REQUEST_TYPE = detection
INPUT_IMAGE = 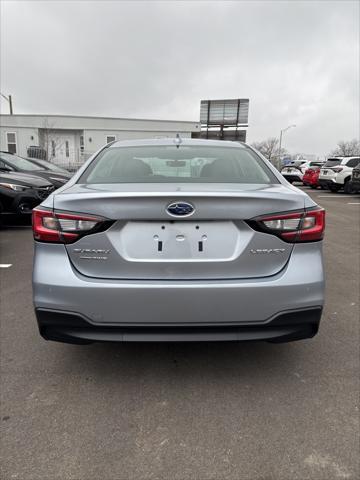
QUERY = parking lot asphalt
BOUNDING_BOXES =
[0,188,359,480]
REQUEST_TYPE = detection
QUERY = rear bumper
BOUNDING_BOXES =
[303,177,318,186]
[35,307,322,344]
[318,178,341,188]
[33,242,325,342]
[282,174,303,183]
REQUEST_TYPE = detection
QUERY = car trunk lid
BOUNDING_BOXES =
[55,183,305,280]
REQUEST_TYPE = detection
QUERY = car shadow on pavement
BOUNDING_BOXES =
[56,340,304,382]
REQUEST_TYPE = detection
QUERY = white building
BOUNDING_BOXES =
[0,114,201,169]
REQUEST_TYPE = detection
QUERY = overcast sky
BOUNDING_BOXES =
[0,0,359,156]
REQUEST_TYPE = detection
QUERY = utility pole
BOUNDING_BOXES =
[0,93,13,114]
[278,130,283,170]
[278,124,296,169]
[9,95,13,115]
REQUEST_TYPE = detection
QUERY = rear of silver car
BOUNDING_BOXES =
[32,139,325,343]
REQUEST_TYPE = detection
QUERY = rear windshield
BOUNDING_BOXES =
[286,161,305,167]
[324,158,342,167]
[80,145,279,184]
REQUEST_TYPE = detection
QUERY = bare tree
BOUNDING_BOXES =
[330,139,360,156]
[39,118,64,161]
[251,137,288,163]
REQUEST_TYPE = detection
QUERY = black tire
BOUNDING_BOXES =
[310,185,317,189]
[329,185,341,193]
[344,179,355,194]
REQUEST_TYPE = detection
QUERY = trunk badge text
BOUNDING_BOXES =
[73,248,110,260]
[250,249,286,254]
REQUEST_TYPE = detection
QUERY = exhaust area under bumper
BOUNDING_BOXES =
[36,307,322,344]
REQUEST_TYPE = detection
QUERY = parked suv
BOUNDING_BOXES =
[32,138,325,344]
[351,163,360,193]
[319,157,360,193]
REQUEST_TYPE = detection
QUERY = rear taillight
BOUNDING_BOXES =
[32,208,111,243]
[333,167,343,173]
[247,207,325,243]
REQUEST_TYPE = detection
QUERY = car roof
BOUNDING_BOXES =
[327,156,359,160]
[341,157,360,163]
[109,138,246,149]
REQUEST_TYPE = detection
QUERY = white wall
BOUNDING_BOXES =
[82,128,192,153]
[0,126,39,157]
[0,115,201,167]
[0,114,200,134]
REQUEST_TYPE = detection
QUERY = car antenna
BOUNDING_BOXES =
[174,133,182,149]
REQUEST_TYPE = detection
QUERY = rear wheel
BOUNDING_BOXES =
[344,179,355,194]
[329,184,341,193]
[310,185,317,189]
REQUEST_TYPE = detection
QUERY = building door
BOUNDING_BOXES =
[47,132,76,167]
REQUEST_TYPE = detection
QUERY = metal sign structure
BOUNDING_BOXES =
[200,98,249,142]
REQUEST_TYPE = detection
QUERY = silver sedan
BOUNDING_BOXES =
[32,138,325,344]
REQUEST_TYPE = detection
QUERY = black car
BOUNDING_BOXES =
[26,157,71,175]
[0,151,72,188]
[351,163,360,193]
[0,171,54,215]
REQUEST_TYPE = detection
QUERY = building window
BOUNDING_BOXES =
[80,135,84,152]
[106,135,116,144]
[6,132,17,154]
[51,140,56,157]
[65,140,69,158]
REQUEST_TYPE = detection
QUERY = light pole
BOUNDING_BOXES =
[278,124,296,169]
[0,93,13,114]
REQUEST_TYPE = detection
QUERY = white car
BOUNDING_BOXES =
[319,157,360,193]
[280,160,307,183]
[281,160,324,184]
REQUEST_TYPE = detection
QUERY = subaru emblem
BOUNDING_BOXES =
[166,202,195,217]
